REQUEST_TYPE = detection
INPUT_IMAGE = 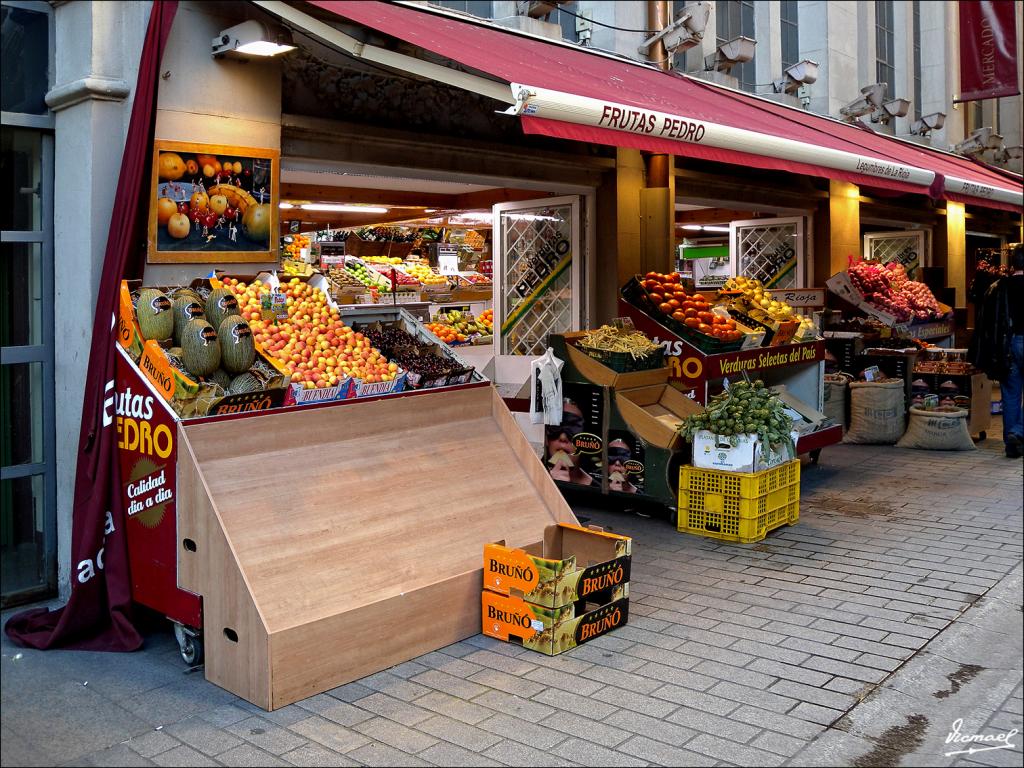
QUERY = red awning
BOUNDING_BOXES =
[308,0,1022,212]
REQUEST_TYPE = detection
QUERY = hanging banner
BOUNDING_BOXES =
[958,0,1020,102]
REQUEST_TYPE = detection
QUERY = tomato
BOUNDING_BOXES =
[697,311,714,324]
[668,299,681,309]
[697,323,713,334]
[683,308,698,319]
[682,301,698,312]
[658,302,673,314]
[712,315,727,325]
[667,273,681,283]
[674,290,689,300]
[645,271,660,280]
[671,310,686,321]
[725,319,737,329]
[729,330,742,341]
[684,317,701,328]
[649,293,664,303]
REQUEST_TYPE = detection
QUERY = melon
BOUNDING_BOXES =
[170,287,202,303]
[218,316,255,374]
[172,297,205,345]
[136,289,174,341]
[228,372,264,395]
[208,368,231,390]
[205,287,239,329]
[180,319,221,377]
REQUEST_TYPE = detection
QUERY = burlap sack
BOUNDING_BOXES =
[823,374,851,432]
[896,407,976,451]
[843,380,906,445]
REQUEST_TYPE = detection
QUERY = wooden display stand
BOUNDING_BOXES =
[176,386,576,710]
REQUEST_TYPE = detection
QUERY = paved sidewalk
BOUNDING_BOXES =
[2,429,1022,767]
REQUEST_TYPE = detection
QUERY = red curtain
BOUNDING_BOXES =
[5,0,179,651]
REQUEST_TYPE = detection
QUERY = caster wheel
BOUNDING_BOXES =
[810,448,822,465]
[180,634,203,666]
[978,431,987,442]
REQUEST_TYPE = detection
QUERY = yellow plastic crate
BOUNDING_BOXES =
[678,461,800,544]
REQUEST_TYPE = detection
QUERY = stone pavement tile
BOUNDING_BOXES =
[602,709,697,746]
[685,734,784,767]
[566,643,647,672]
[825,677,873,696]
[226,716,307,756]
[233,700,311,727]
[410,669,489,700]
[77,743,158,767]
[165,715,244,756]
[550,737,646,767]
[731,639,810,666]
[652,684,740,716]
[788,702,845,726]
[461,649,539,676]
[414,690,493,725]
[483,739,580,766]
[122,678,239,727]
[468,668,546,698]
[295,694,375,727]
[200,704,253,728]
[385,660,430,679]
[729,705,825,740]
[762,622,839,645]
[542,710,632,748]
[705,681,798,715]
[614,737,712,765]
[608,624,687,651]
[352,716,438,754]
[853,652,903,672]
[832,635,913,660]
[287,717,369,754]
[217,743,290,766]
[790,726,879,766]
[742,606,817,627]
[413,651,486,678]
[622,643,704,671]
[357,672,431,702]
[414,713,502,752]
[666,706,759,742]
[690,660,777,690]
[324,682,375,703]
[745,658,831,687]
[534,687,619,719]
[525,653,594,676]
[592,686,678,719]
[346,742,430,766]
[476,713,567,750]
[749,729,807,757]
[801,655,890,684]
[462,634,532,658]
[280,743,359,767]
[631,661,716,691]
[418,741,503,766]
[581,664,664,694]
[782,636,862,662]
[472,689,555,723]
[125,728,182,758]
[351,691,434,726]
[523,667,604,696]
[151,744,220,766]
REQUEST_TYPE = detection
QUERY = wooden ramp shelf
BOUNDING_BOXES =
[177,386,576,709]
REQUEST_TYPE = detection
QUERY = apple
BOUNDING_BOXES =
[190,191,209,212]
[167,213,190,239]
[209,194,228,215]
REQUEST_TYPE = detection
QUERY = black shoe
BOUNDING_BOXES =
[1007,436,1023,459]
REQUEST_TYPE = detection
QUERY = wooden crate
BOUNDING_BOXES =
[177,386,576,710]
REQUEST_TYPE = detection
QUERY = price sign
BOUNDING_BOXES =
[262,290,289,321]
[319,242,346,267]
[765,288,826,308]
[439,254,460,275]
[289,221,300,234]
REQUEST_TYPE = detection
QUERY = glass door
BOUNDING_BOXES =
[730,216,806,289]
[492,196,583,389]
[2,0,56,606]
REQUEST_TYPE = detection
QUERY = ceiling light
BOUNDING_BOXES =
[300,204,389,213]
[211,20,296,58]
[702,225,731,232]
[424,209,438,213]
[681,224,703,230]
[279,202,295,209]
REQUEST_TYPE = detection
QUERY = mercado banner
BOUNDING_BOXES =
[4,1,179,651]
[958,0,1020,102]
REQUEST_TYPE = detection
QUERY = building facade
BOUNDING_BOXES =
[0,0,1021,608]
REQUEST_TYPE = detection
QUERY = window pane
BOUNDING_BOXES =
[1,127,44,231]
[0,6,49,115]
[0,362,43,466]
[0,473,46,597]
[1,242,43,347]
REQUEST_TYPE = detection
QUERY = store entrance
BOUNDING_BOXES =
[277,161,591,395]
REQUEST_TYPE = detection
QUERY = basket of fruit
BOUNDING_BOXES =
[623,274,745,353]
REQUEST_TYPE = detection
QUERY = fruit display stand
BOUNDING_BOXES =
[117,340,578,709]
[616,296,843,463]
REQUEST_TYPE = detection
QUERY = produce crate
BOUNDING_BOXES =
[576,344,666,373]
[678,460,800,544]
[620,278,744,354]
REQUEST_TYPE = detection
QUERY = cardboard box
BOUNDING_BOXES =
[560,333,671,389]
[692,429,799,473]
[614,385,704,450]
[483,524,632,609]
[826,272,864,305]
[770,385,828,435]
[481,590,629,656]
[287,378,353,406]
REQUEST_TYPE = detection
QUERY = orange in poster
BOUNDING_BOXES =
[157,152,186,181]
[156,197,177,225]
[166,213,190,239]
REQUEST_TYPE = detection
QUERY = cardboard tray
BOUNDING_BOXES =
[613,384,704,451]
[554,333,671,389]
[177,386,572,710]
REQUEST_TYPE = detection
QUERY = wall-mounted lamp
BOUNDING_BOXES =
[704,36,756,74]
[212,20,296,59]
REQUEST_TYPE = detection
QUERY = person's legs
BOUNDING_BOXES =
[1002,335,1024,457]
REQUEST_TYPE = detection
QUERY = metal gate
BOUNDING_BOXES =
[730,216,806,288]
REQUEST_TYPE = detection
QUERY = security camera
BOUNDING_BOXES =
[839,83,887,121]
[771,59,819,95]
[953,127,1003,156]
[870,97,911,124]
[704,36,756,74]
[638,1,710,56]
[910,112,946,135]
[992,145,1023,164]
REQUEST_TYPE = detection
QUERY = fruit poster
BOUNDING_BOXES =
[605,430,644,495]
[148,140,279,263]
[543,382,603,488]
